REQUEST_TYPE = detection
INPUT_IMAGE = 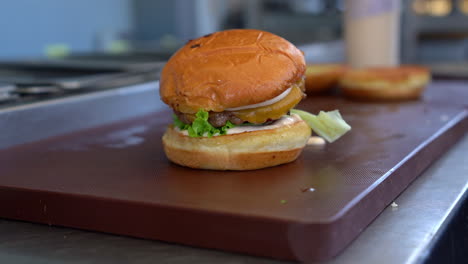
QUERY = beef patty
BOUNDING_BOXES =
[175,111,244,127]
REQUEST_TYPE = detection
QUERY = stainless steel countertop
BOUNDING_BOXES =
[0,131,466,263]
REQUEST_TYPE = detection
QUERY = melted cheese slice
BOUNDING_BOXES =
[232,80,305,124]
[178,79,305,125]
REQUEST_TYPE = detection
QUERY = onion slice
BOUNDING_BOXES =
[226,87,292,111]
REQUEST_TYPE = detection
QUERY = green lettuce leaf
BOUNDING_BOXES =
[173,109,236,137]
[173,114,190,130]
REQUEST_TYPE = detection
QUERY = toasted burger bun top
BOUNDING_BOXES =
[160,29,306,114]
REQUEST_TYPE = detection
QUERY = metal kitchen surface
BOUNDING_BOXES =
[0,60,162,109]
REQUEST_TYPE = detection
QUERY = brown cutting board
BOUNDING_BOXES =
[0,81,467,262]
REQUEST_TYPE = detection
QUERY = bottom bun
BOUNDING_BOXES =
[342,85,425,101]
[340,66,430,101]
[162,119,311,170]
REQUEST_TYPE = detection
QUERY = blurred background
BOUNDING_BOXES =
[2,0,468,63]
[1,0,468,107]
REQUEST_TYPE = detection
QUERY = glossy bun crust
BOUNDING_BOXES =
[162,119,311,170]
[339,66,431,101]
[160,29,306,114]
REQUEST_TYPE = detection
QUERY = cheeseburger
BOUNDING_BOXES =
[160,29,349,170]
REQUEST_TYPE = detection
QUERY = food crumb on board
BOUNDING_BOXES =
[440,115,449,122]
[280,199,287,204]
[307,136,326,146]
[301,187,315,192]
[391,202,398,208]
